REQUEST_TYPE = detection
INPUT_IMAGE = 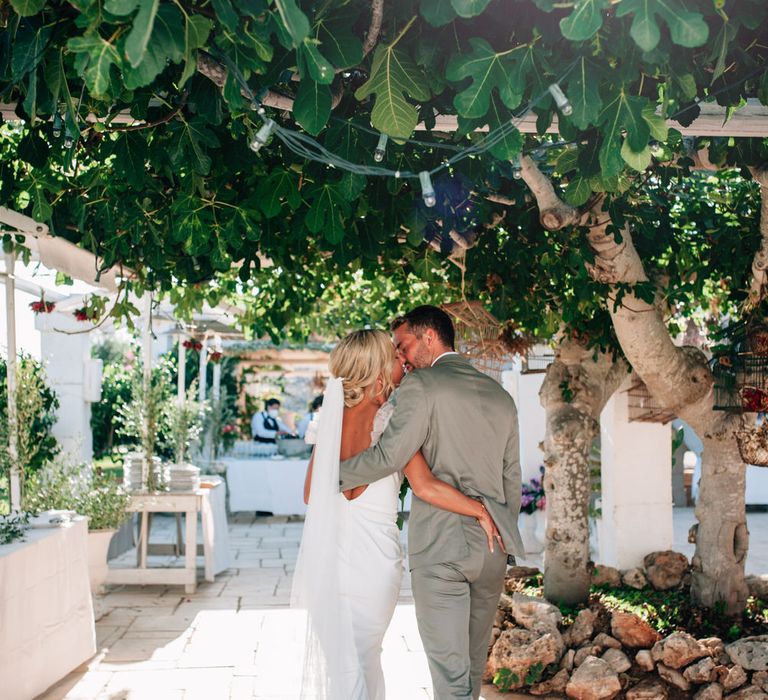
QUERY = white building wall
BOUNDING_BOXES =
[599,377,673,568]
[503,366,546,481]
[36,313,96,463]
[0,285,41,359]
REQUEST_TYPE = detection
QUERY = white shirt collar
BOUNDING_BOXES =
[431,351,459,367]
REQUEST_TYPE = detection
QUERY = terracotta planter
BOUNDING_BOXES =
[87,529,116,594]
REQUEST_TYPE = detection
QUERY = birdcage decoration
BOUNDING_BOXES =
[711,353,768,412]
[522,349,556,374]
[734,421,768,467]
[625,376,676,424]
[441,301,513,384]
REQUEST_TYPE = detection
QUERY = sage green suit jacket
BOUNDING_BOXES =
[339,354,524,568]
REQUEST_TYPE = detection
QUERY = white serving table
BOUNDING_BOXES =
[0,517,96,700]
[106,478,230,593]
[223,457,309,514]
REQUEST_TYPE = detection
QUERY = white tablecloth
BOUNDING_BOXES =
[202,477,231,575]
[223,457,309,514]
[0,517,96,700]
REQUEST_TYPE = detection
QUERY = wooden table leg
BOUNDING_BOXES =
[184,508,197,594]
[201,492,214,582]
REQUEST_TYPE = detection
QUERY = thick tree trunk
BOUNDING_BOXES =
[539,339,627,604]
[692,434,750,610]
[585,211,749,614]
[520,160,751,613]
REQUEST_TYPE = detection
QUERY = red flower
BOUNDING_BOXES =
[73,308,91,321]
[182,339,203,352]
[208,351,223,363]
[30,299,55,313]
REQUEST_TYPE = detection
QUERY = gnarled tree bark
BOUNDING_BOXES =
[521,158,752,613]
[540,338,627,604]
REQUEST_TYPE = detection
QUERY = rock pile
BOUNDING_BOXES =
[486,553,768,699]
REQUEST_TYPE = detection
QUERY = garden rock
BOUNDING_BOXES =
[726,686,768,700]
[643,551,689,590]
[575,643,603,667]
[651,631,708,668]
[717,663,748,691]
[592,565,622,588]
[611,611,661,648]
[593,633,622,651]
[746,575,768,600]
[636,649,655,672]
[700,637,727,662]
[753,671,768,691]
[626,678,669,700]
[656,663,691,691]
[498,593,514,612]
[530,669,570,696]
[623,568,649,589]
[683,656,717,684]
[560,648,576,672]
[511,592,563,631]
[566,656,621,700]
[485,627,564,687]
[727,636,768,671]
[602,648,631,673]
[694,682,724,700]
[564,609,596,647]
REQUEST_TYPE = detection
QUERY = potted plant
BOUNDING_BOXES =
[25,460,130,593]
[519,466,547,554]
[164,382,206,468]
[116,365,172,491]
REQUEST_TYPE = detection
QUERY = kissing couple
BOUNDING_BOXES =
[291,305,524,700]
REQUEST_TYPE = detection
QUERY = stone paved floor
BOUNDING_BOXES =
[37,508,768,700]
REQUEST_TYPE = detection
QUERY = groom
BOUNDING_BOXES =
[339,305,523,700]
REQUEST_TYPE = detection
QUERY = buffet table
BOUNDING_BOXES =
[223,457,309,514]
[0,517,96,700]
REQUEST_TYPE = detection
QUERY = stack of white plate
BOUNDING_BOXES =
[123,454,169,492]
[169,464,201,492]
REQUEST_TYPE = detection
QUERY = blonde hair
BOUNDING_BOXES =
[329,329,396,408]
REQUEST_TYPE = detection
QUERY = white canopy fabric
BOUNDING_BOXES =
[0,206,130,292]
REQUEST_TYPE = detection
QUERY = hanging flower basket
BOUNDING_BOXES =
[182,339,203,352]
[735,423,768,467]
[30,298,55,314]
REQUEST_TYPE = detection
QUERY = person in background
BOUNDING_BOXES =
[252,398,293,443]
[296,395,324,440]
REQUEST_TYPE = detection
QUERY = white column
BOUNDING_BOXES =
[2,252,21,512]
[37,311,95,463]
[198,336,208,403]
[599,377,673,568]
[177,335,186,405]
[502,364,546,481]
[212,335,222,402]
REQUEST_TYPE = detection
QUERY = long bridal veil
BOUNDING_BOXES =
[290,377,363,699]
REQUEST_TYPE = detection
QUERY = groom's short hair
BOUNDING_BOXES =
[392,305,455,349]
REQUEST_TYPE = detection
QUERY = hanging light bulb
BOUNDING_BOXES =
[419,171,436,207]
[249,119,275,153]
[63,124,77,149]
[52,113,63,138]
[512,156,523,180]
[373,133,388,162]
[548,83,573,116]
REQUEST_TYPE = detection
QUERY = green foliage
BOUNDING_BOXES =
[163,382,206,465]
[0,512,29,544]
[492,668,520,692]
[205,387,238,460]
[0,0,765,351]
[0,355,60,510]
[24,459,130,530]
[115,362,173,483]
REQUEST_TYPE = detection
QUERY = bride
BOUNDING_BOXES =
[291,329,503,700]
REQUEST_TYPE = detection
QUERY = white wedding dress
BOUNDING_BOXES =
[291,379,403,700]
